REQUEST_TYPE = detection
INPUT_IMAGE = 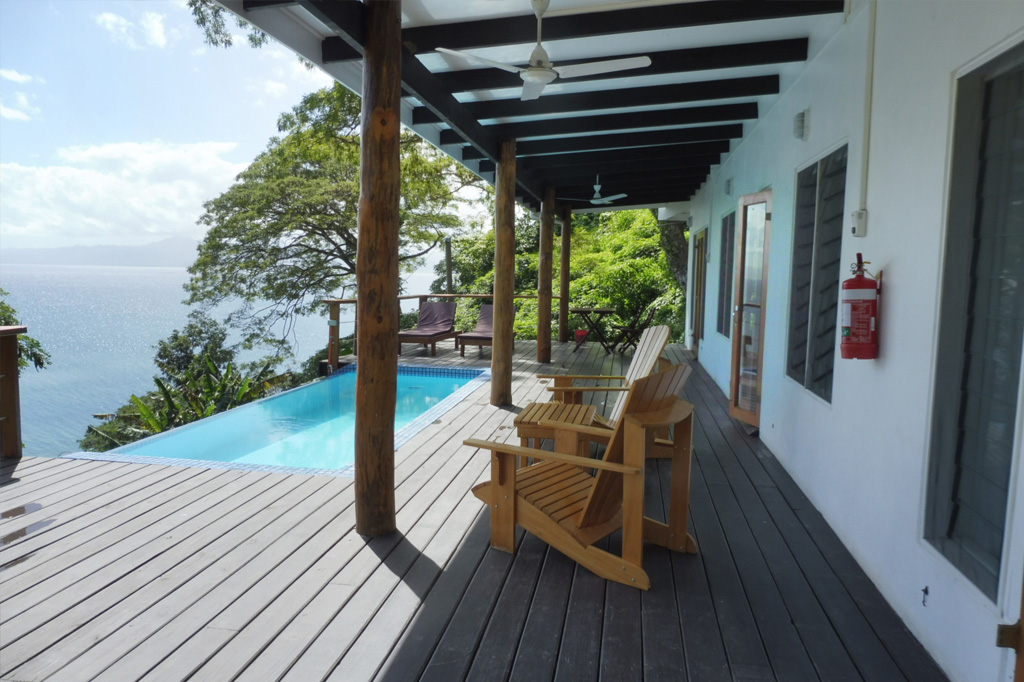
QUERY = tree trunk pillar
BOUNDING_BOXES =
[559,206,572,343]
[0,327,25,459]
[491,139,516,406]
[537,187,554,362]
[355,0,401,537]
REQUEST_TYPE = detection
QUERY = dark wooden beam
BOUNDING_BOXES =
[441,103,756,146]
[433,39,808,94]
[461,124,742,161]
[415,76,779,124]
[354,0,400,538]
[492,140,517,406]
[542,168,710,187]
[402,2,843,54]
[532,155,716,182]
[520,140,729,171]
[299,0,365,55]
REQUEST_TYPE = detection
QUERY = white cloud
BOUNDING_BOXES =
[96,11,175,50]
[0,69,33,84]
[0,141,247,247]
[0,102,30,121]
[263,80,288,97]
[140,12,168,49]
[96,12,139,49]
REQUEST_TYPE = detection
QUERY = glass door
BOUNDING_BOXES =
[730,191,772,427]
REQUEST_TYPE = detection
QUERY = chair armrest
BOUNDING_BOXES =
[546,386,629,394]
[464,438,639,474]
[537,374,627,382]
[624,400,694,429]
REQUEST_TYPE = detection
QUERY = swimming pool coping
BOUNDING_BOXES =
[64,364,491,478]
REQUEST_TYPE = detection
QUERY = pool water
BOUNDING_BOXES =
[104,365,486,474]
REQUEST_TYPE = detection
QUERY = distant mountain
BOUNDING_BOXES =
[0,236,200,268]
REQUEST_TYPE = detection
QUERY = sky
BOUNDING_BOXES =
[0,0,336,249]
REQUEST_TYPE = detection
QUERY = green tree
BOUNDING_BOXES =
[434,210,685,341]
[185,84,486,356]
[186,0,267,49]
[0,288,50,373]
[154,311,235,384]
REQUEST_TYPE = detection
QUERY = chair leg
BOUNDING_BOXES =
[490,450,517,552]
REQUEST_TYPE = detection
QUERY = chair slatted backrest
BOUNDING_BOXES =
[579,362,693,528]
[606,325,671,426]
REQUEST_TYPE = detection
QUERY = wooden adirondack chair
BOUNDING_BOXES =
[465,363,697,590]
[515,325,671,448]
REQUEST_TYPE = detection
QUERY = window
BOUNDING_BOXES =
[716,212,736,337]
[786,145,848,401]
[927,46,1024,600]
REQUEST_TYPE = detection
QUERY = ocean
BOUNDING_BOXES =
[1,263,438,456]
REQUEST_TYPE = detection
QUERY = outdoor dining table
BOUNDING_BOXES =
[570,307,618,353]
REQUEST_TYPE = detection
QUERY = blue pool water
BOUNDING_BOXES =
[93,365,487,475]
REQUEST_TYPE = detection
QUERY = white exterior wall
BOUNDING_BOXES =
[686,2,1024,681]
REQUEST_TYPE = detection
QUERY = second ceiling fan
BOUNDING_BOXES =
[559,176,628,206]
[437,0,652,101]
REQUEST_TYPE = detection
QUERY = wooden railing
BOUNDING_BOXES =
[0,326,27,459]
[322,293,560,368]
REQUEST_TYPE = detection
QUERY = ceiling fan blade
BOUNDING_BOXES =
[436,47,523,74]
[557,197,592,202]
[601,193,628,203]
[553,56,652,80]
[521,77,548,101]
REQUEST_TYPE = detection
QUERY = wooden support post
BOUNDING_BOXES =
[0,327,25,459]
[559,206,572,343]
[491,139,516,406]
[355,0,401,537]
[328,301,340,368]
[537,187,554,363]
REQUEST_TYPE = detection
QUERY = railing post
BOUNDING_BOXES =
[0,326,26,459]
[538,187,554,363]
[328,301,340,368]
[559,206,572,343]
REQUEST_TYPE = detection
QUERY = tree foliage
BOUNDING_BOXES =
[433,209,685,341]
[80,319,281,452]
[186,0,267,49]
[0,288,51,373]
[185,84,486,356]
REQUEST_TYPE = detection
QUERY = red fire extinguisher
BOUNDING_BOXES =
[841,253,881,360]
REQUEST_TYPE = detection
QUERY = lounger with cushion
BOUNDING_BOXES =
[455,304,495,356]
[398,300,460,356]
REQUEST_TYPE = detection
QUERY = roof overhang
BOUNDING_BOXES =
[220,0,847,213]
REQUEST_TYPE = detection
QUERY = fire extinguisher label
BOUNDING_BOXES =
[843,300,874,342]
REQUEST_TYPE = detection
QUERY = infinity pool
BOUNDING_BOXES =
[94,365,487,475]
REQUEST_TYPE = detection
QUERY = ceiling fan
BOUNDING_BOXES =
[436,0,652,101]
[558,176,627,206]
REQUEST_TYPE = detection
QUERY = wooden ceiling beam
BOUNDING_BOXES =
[440,102,755,145]
[460,123,742,161]
[401,1,844,54]
[432,39,807,93]
[531,155,718,182]
[519,140,729,171]
[413,75,779,124]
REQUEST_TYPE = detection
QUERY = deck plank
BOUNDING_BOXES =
[0,343,950,682]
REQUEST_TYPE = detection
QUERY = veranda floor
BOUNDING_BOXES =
[0,340,949,682]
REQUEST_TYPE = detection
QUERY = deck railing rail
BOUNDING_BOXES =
[322,293,560,367]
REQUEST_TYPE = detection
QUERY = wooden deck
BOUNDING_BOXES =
[0,341,949,682]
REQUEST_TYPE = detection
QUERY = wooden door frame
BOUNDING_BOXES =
[692,230,708,356]
[730,190,772,427]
